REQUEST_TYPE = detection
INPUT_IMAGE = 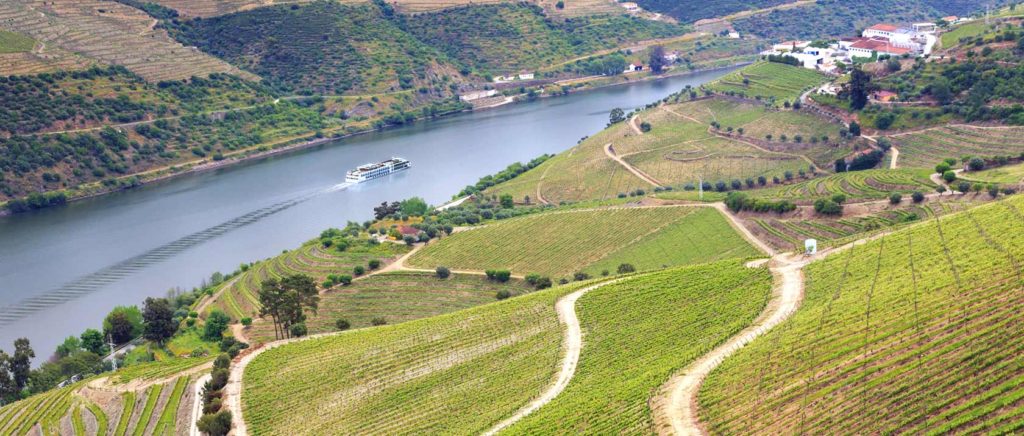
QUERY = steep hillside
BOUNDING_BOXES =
[700,195,1024,433]
[401,4,687,75]
[166,1,460,95]
[632,0,791,23]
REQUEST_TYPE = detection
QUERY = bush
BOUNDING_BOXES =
[338,274,353,285]
[942,170,957,183]
[197,410,233,436]
[240,317,252,327]
[534,277,552,289]
[831,193,846,204]
[368,259,381,269]
[402,234,417,246]
[214,353,231,370]
[436,266,451,279]
[485,269,511,282]
[371,317,387,326]
[639,121,651,132]
[957,181,972,193]
[935,162,951,174]
[573,271,590,281]
[989,185,1001,198]
[495,290,512,300]
[289,323,307,337]
[353,265,365,276]
[889,193,902,204]
[204,310,231,341]
[524,273,541,285]
[335,319,350,331]
[617,263,636,274]
[968,157,986,171]
[813,199,843,215]
[911,191,925,203]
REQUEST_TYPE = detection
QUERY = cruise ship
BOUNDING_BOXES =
[345,157,411,183]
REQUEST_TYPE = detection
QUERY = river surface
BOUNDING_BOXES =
[0,67,736,361]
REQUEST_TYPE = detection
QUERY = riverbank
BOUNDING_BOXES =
[0,63,750,217]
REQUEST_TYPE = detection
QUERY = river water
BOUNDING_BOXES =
[0,67,735,361]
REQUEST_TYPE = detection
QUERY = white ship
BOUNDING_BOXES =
[345,157,411,183]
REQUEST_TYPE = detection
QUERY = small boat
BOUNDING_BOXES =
[345,157,411,183]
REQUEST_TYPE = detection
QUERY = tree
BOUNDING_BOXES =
[373,201,401,220]
[813,199,843,215]
[555,0,564,8]
[499,193,514,208]
[649,45,667,73]
[241,317,253,327]
[640,121,652,132]
[143,298,176,344]
[197,410,233,436]
[889,193,902,204]
[617,263,636,274]
[289,323,307,337]
[56,336,82,358]
[435,266,451,279]
[609,108,625,125]
[204,310,231,341]
[957,181,972,193]
[399,197,429,216]
[968,157,985,171]
[935,162,951,174]
[336,319,351,331]
[848,68,871,110]
[930,77,953,105]
[12,338,33,391]
[848,121,861,136]
[0,352,16,404]
[912,191,925,203]
[104,306,142,344]
[80,329,106,355]
[943,170,957,183]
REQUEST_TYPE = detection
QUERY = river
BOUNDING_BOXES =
[0,67,736,361]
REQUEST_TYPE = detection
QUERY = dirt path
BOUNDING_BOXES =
[629,115,644,135]
[189,374,212,436]
[604,143,664,187]
[710,203,776,257]
[890,145,900,169]
[482,279,619,435]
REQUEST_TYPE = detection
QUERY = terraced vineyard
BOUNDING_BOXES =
[0,0,251,81]
[0,371,197,435]
[208,240,410,320]
[242,280,598,435]
[506,261,771,433]
[246,271,534,343]
[701,195,1024,433]
[407,206,756,278]
[487,97,851,205]
[752,169,936,202]
[147,0,319,17]
[703,62,828,105]
[891,125,1024,168]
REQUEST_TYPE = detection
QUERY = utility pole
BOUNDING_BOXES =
[107,334,117,371]
[698,175,703,200]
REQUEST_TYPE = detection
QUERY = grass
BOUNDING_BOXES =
[114,392,136,436]
[505,260,772,433]
[0,381,82,435]
[132,384,164,436]
[703,62,828,105]
[940,20,991,48]
[582,207,762,275]
[891,125,1024,168]
[407,206,755,279]
[153,376,189,435]
[209,240,410,320]
[960,161,1024,184]
[247,271,534,343]
[85,400,108,436]
[114,356,214,384]
[701,194,1024,433]
[242,279,600,434]
[0,30,34,53]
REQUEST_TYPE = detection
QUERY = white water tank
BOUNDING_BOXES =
[805,239,818,255]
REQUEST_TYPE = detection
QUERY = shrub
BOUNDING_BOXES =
[911,191,925,203]
[524,273,541,285]
[353,265,365,276]
[831,193,846,204]
[889,193,902,204]
[368,259,381,269]
[371,317,387,326]
[988,185,1001,198]
[197,410,232,436]
[639,121,652,132]
[485,269,512,282]
[435,266,451,279]
[958,181,972,193]
[813,199,843,215]
[289,323,307,337]
[240,317,252,327]
[335,319,350,331]
[402,234,417,246]
[573,271,591,281]
[534,277,552,289]
[968,157,986,171]
[204,310,231,341]
[942,170,957,183]
[495,290,512,300]
[214,354,231,370]
[617,263,636,274]
[339,274,353,285]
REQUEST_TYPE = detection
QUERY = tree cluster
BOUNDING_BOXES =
[258,274,320,340]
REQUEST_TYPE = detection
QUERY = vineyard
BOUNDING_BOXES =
[406,206,756,278]
[0,372,198,435]
[245,271,533,343]
[505,260,771,433]
[890,125,1024,168]
[486,96,851,205]
[242,280,600,434]
[0,0,252,82]
[146,0,318,17]
[703,62,828,105]
[962,161,1024,184]
[206,240,410,320]
[751,169,936,202]
[700,195,1024,433]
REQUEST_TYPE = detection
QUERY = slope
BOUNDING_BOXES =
[700,194,1024,433]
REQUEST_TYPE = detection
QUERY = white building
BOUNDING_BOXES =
[518,73,534,80]
[912,22,937,33]
[863,24,917,45]
[459,89,498,101]
[772,40,811,52]
[728,31,740,39]
[620,2,639,11]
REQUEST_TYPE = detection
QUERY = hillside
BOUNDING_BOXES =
[241,260,770,434]
[700,194,1024,433]
[165,1,460,95]
[631,0,791,23]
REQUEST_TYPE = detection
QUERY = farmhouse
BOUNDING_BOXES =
[847,37,915,58]
[620,2,639,11]
[624,63,644,73]
[518,72,534,80]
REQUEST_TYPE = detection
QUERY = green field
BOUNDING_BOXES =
[749,168,936,202]
[208,239,410,320]
[0,29,34,53]
[242,279,598,434]
[940,20,991,48]
[703,62,828,105]
[891,125,1024,168]
[506,260,771,433]
[961,161,1024,184]
[246,271,534,343]
[701,195,1024,433]
[407,206,758,279]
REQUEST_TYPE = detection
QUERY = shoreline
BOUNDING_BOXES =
[0,62,751,217]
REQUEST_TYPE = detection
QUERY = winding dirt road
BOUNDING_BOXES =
[482,279,620,435]
[189,374,212,436]
[604,143,664,187]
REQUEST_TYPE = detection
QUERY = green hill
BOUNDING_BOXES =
[700,194,1024,433]
[632,0,790,23]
